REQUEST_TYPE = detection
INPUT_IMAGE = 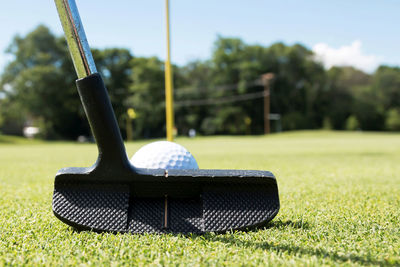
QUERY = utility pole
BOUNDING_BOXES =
[165,0,174,141]
[262,73,275,135]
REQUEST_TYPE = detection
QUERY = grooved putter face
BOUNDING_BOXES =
[53,160,280,233]
[52,0,280,233]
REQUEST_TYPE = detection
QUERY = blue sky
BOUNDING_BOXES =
[0,0,399,73]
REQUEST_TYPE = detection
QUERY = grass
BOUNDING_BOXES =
[0,131,399,266]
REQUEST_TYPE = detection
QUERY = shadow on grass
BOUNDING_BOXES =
[68,219,395,266]
[209,236,391,266]
[194,220,393,266]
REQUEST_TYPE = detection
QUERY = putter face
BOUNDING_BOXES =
[52,0,280,234]
[53,166,280,234]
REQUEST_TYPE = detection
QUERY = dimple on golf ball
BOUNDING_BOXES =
[130,141,199,170]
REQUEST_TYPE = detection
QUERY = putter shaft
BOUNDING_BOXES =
[54,0,97,78]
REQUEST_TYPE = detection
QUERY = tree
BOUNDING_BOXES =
[371,66,400,110]
[127,57,166,138]
[321,67,375,130]
[180,37,327,134]
[0,25,86,139]
[0,26,136,139]
[385,108,400,131]
[3,26,400,139]
[175,60,213,135]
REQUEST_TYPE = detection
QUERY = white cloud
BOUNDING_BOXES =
[312,40,382,73]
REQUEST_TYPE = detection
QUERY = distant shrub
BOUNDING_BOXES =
[322,117,332,130]
[385,108,400,131]
[345,115,360,131]
[282,112,310,131]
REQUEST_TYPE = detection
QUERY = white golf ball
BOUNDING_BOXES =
[130,141,199,170]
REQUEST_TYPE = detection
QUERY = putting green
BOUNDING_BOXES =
[0,131,399,265]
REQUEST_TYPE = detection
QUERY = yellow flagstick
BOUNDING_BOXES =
[165,0,174,141]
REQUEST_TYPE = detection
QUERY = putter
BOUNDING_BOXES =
[52,0,280,234]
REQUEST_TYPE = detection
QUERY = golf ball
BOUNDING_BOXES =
[130,141,199,170]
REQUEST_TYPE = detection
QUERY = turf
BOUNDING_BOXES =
[0,131,399,266]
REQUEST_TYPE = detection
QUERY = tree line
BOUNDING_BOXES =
[1,25,400,140]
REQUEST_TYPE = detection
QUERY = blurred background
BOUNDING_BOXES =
[0,0,399,140]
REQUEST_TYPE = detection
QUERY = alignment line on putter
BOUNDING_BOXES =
[164,195,169,229]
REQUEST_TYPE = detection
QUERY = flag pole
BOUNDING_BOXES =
[165,0,174,141]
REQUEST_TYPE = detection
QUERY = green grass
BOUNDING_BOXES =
[0,131,399,266]
[0,134,43,144]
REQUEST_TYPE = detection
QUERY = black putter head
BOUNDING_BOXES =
[52,0,279,234]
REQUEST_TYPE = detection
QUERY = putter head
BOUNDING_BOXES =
[53,165,279,234]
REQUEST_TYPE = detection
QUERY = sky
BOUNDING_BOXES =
[0,0,399,74]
